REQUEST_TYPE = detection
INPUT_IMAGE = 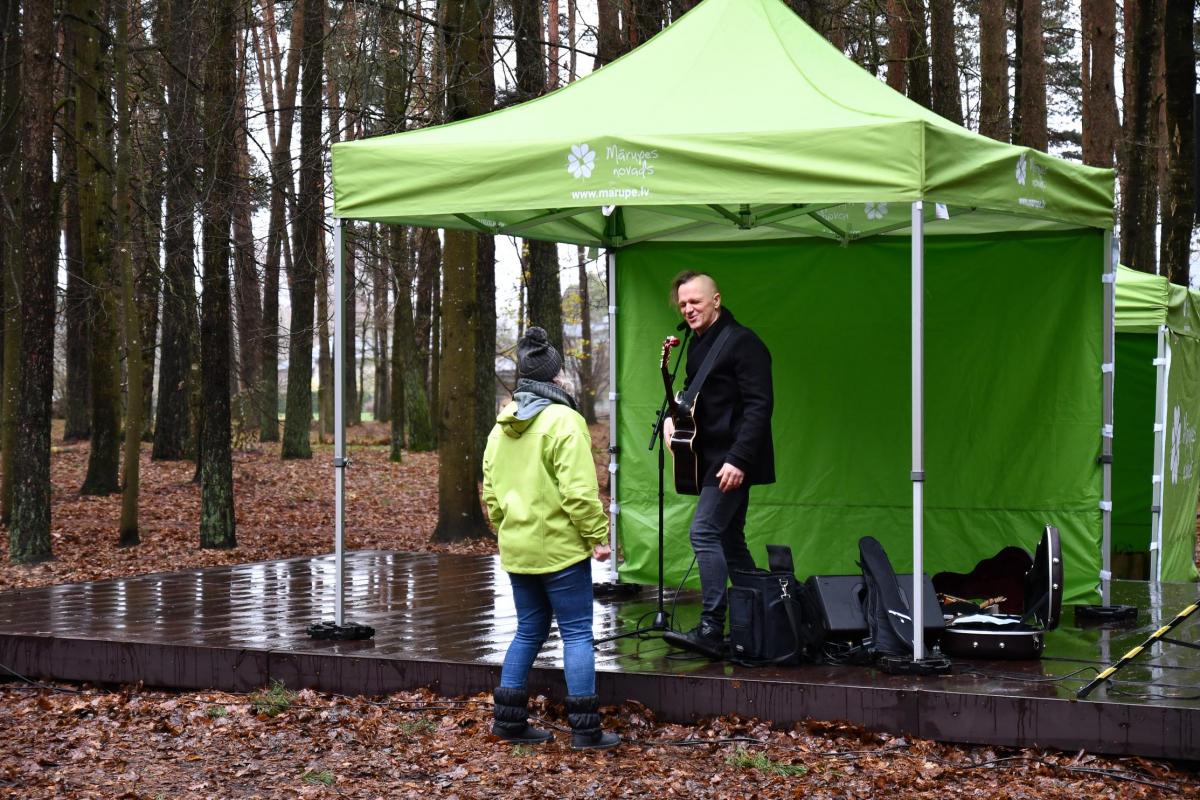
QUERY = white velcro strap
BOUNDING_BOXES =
[1154,423,1165,432]
[1101,363,1114,374]
[609,503,621,514]
[1099,570,1113,581]
[1101,273,1115,284]
[608,463,619,474]
[1099,500,1112,511]
[935,203,949,220]
[1152,474,1162,483]
[1149,542,1160,551]
[608,391,619,401]
[1153,357,1167,366]
[608,305,619,314]
[1102,425,1114,438]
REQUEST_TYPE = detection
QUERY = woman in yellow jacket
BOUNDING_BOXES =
[482,327,619,752]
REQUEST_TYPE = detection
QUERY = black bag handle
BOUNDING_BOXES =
[677,326,734,414]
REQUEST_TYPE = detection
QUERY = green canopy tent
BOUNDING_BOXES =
[1113,266,1200,583]
[330,0,1116,642]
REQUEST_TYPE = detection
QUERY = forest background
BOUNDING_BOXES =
[0,0,1197,572]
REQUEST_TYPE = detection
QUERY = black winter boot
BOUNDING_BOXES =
[491,686,553,744]
[564,694,620,751]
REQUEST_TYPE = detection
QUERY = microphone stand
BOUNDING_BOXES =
[598,325,692,644]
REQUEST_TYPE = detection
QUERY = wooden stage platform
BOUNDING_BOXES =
[1,551,1198,759]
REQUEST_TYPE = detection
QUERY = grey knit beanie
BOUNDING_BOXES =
[517,327,562,382]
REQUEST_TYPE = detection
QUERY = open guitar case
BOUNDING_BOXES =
[936,525,1063,660]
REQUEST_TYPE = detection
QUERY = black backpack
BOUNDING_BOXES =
[727,545,807,665]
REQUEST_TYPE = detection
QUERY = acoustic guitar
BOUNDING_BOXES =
[660,336,700,495]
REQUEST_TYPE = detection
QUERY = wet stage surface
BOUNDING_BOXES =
[1,551,1198,758]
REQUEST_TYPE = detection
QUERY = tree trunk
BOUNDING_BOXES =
[432,0,490,543]
[62,11,90,444]
[526,240,564,355]
[475,1,497,479]
[1083,0,1117,167]
[197,0,238,549]
[414,228,436,396]
[885,0,907,93]
[233,80,262,405]
[344,227,359,425]
[154,0,200,461]
[577,247,598,424]
[548,0,560,90]
[513,0,545,99]
[115,0,143,547]
[1119,0,1162,274]
[1159,0,1195,285]
[429,258,440,440]
[0,0,19,526]
[11,0,56,563]
[133,73,164,444]
[978,0,1009,141]
[389,226,410,460]
[282,0,325,460]
[1016,0,1047,151]
[373,238,390,423]
[317,243,333,441]
[77,0,122,496]
[929,0,961,124]
[476,233,496,480]
[905,0,931,109]
[595,0,623,68]
[257,0,303,443]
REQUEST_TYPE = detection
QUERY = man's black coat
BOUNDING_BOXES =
[681,308,775,487]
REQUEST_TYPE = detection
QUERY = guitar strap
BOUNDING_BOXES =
[677,325,734,415]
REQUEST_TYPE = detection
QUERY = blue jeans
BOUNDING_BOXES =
[500,558,596,696]
[689,485,755,630]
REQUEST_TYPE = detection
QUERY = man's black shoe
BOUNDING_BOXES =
[663,622,726,659]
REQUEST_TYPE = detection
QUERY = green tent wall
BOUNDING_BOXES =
[329,0,1118,620]
[1113,266,1200,583]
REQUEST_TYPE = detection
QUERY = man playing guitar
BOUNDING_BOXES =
[662,271,775,659]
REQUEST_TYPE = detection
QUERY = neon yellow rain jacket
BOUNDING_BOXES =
[482,400,608,574]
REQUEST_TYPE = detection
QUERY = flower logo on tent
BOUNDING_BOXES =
[1016,153,1028,186]
[864,202,888,220]
[567,144,596,179]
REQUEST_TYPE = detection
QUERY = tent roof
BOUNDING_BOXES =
[331,0,1114,245]
[1115,265,1200,339]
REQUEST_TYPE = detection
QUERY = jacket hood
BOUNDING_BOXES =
[497,393,547,437]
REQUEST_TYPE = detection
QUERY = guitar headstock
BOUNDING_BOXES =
[660,336,680,372]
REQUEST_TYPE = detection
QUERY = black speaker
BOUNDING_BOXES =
[802,573,944,646]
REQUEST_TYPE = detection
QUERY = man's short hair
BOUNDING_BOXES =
[670,271,718,307]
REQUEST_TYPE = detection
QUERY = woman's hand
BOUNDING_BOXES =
[592,544,611,562]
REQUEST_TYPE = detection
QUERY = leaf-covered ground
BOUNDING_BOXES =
[1,682,1196,799]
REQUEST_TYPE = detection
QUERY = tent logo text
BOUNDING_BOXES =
[606,145,658,179]
[567,144,596,179]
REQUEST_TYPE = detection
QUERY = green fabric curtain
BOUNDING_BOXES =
[615,232,1104,605]
[1112,333,1157,555]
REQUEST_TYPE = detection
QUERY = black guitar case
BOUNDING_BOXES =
[940,526,1063,660]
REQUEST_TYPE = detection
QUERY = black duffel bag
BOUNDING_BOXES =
[727,545,806,665]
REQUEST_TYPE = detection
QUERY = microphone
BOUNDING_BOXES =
[676,320,688,331]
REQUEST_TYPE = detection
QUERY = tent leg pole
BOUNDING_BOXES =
[911,201,925,660]
[1151,324,1167,583]
[334,218,347,628]
[1101,231,1114,604]
[607,249,619,581]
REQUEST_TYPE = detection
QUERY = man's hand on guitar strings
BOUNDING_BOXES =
[716,463,744,492]
[663,415,675,440]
